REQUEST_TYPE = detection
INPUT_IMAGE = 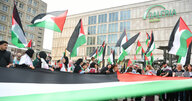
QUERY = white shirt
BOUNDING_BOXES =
[19,54,33,66]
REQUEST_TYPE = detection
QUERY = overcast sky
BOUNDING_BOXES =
[42,0,150,50]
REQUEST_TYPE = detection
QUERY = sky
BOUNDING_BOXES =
[42,0,150,50]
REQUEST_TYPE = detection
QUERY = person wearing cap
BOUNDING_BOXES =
[0,40,13,68]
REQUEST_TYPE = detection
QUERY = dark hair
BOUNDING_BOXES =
[75,58,83,66]
[39,51,47,60]
[63,56,69,68]
[82,63,87,67]
[136,69,142,74]
[57,60,60,63]
[90,62,96,68]
[0,40,8,45]
[25,49,34,58]
[48,56,52,60]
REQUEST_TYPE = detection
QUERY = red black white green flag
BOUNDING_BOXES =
[30,10,68,32]
[67,19,86,57]
[145,32,155,57]
[136,40,142,55]
[1,67,192,101]
[98,41,106,64]
[90,48,98,58]
[11,3,27,48]
[108,49,115,64]
[118,33,140,62]
[168,17,192,57]
[145,32,150,47]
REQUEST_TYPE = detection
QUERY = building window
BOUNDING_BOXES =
[0,35,4,40]
[88,16,96,25]
[19,3,24,9]
[109,12,118,22]
[87,37,95,45]
[4,0,9,2]
[88,26,96,35]
[0,15,7,21]
[0,24,6,31]
[26,15,30,21]
[2,5,8,12]
[108,34,118,44]
[108,23,118,33]
[107,46,118,55]
[120,10,130,20]
[98,14,107,23]
[8,37,11,43]
[86,47,95,56]
[27,7,31,13]
[28,0,32,4]
[33,1,37,6]
[32,9,36,15]
[97,35,106,45]
[18,12,23,18]
[120,21,130,32]
[97,24,107,34]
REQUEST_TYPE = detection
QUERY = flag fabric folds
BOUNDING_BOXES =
[116,29,128,47]
[177,42,192,66]
[0,67,192,101]
[11,3,27,48]
[168,17,192,57]
[108,49,115,64]
[90,48,98,58]
[30,10,68,32]
[98,42,106,64]
[118,33,140,62]
[145,32,150,47]
[136,40,142,55]
[145,32,155,57]
[26,40,32,48]
[67,19,86,57]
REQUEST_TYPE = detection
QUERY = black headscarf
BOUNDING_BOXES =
[90,62,96,68]
[75,58,83,66]
[39,51,47,60]
[63,56,69,68]
[25,49,34,58]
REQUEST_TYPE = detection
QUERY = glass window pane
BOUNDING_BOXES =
[108,34,118,44]
[87,37,95,45]
[97,24,107,34]
[97,35,106,45]
[98,14,107,23]
[120,21,130,32]
[108,23,118,33]
[88,26,96,35]
[88,16,97,25]
[120,10,130,20]
[109,12,118,22]
[107,46,118,55]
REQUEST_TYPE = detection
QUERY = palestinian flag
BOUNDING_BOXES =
[177,42,192,66]
[90,48,98,58]
[145,32,150,47]
[149,53,154,65]
[116,29,128,47]
[133,55,137,65]
[11,3,27,48]
[118,33,140,62]
[1,67,192,101]
[136,40,142,55]
[141,47,145,59]
[30,10,68,32]
[26,40,32,48]
[145,32,155,57]
[98,42,106,64]
[108,49,115,64]
[145,55,149,66]
[127,59,132,67]
[67,19,86,57]
[168,17,192,57]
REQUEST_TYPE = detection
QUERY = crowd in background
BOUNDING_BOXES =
[0,40,192,101]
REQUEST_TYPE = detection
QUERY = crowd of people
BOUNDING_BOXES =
[0,40,192,101]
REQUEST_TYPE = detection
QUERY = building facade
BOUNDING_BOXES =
[0,0,47,52]
[52,0,192,62]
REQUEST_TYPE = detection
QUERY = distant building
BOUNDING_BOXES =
[52,0,192,62]
[0,0,47,52]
